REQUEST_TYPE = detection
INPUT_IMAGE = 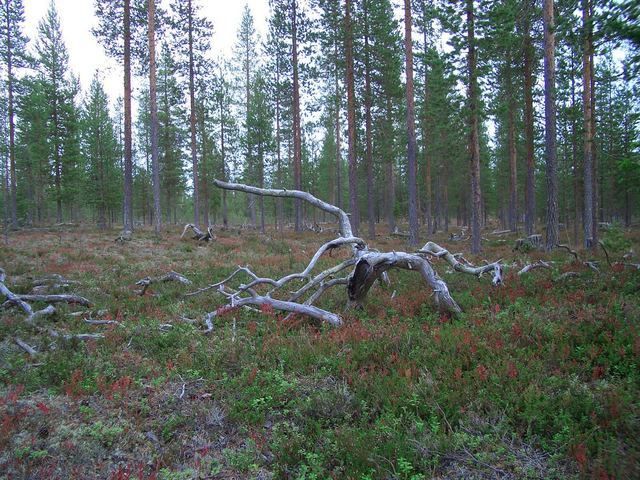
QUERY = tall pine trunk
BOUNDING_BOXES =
[123,0,134,236]
[345,0,359,235]
[53,103,62,223]
[149,0,161,236]
[197,101,210,228]
[570,45,580,246]
[292,0,303,231]
[543,0,559,250]
[523,0,535,236]
[385,96,396,233]
[507,56,518,233]
[582,0,594,248]
[589,38,598,244]
[422,25,432,235]
[187,0,199,227]
[405,0,419,246]
[219,91,228,229]
[5,3,17,228]
[334,38,342,211]
[275,57,283,231]
[364,1,375,239]
[466,0,482,254]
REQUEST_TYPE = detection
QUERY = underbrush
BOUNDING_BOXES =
[0,226,639,479]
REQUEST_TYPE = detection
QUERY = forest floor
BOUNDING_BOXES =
[0,223,639,479]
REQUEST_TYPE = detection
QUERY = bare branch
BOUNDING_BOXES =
[28,305,56,324]
[556,244,579,261]
[204,182,470,321]
[45,328,105,341]
[84,319,121,326]
[204,295,343,330]
[184,267,254,297]
[1,268,36,316]
[304,278,349,306]
[16,294,92,307]
[213,179,354,239]
[555,271,579,281]
[418,242,503,286]
[289,258,357,302]
[14,337,38,357]
[518,260,552,275]
[136,271,192,295]
[598,240,612,267]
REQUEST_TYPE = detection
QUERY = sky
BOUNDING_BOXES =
[23,0,271,104]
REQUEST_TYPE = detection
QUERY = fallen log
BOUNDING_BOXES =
[180,224,216,242]
[15,293,91,307]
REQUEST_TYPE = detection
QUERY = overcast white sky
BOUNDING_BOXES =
[23,0,270,104]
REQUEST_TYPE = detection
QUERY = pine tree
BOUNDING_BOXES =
[360,0,375,238]
[522,0,538,236]
[1,84,9,236]
[16,77,49,223]
[246,70,274,233]
[291,0,303,232]
[265,1,293,229]
[157,43,186,224]
[171,0,212,228]
[93,0,146,236]
[135,87,153,224]
[233,4,259,228]
[314,0,344,211]
[404,0,419,246]
[34,0,78,223]
[147,0,161,235]
[544,0,559,250]
[344,0,359,235]
[212,60,238,229]
[0,0,27,227]
[466,0,482,253]
[370,0,403,234]
[81,74,121,229]
[581,0,596,248]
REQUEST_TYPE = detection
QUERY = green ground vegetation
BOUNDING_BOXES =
[1,225,639,479]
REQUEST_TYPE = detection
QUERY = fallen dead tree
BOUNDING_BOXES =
[1,268,98,353]
[180,223,216,242]
[190,180,504,329]
[1,268,60,324]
